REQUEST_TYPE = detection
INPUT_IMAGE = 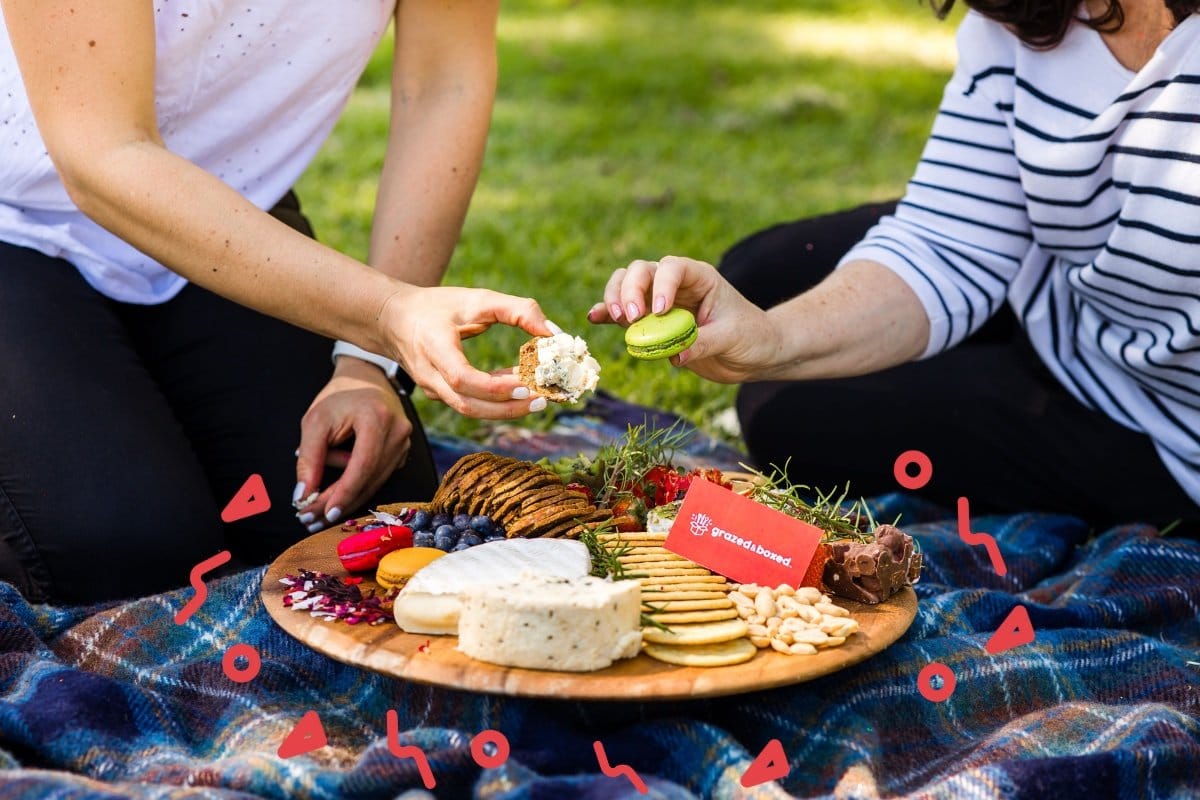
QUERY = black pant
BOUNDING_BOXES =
[0,193,438,604]
[720,202,1200,531]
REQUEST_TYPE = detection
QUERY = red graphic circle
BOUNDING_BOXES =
[470,729,511,769]
[917,662,956,702]
[894,450,933,490]
[222,643,261,683]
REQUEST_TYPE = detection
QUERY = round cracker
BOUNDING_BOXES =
[646,607,740,624]
[638,575,727,585]
[642,598,734,612]
[618,553,690,564]
[642,636,757,667]
[638,590,729,601]
[642,618,749,645]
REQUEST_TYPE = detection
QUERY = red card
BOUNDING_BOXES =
[665,478,824,587]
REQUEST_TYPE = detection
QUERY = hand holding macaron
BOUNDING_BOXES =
[588,255,781,384]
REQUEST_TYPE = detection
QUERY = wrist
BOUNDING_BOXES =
[332,341,413,395]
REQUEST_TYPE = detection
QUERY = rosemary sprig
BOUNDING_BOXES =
[740,461,882,543]
[596,420,692,506]
[577,520,672,632]
[578,520,628,580]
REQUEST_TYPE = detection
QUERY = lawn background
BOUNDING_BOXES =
[296,0,963,440]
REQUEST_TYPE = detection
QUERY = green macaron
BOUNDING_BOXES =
[624,307,699,360]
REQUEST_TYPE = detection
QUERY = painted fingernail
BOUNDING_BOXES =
[587,303,605,320]
[292,482,306,503]
[307,521,325,534]
[294,448,300,458]
[529,397,548,413]
[298,512,316,524]
[511,386,530,400]
[326,507,342,524]
[653,295,666,314]
[626,303,639,321]
[545,320,564,336]
[610,304,623,321]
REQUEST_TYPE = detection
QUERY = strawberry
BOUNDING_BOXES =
[608,493,647,531]
[565,482,595,504]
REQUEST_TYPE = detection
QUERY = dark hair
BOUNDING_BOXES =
[930,0,1194,48]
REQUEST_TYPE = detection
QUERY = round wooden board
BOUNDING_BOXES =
[262,528,917,701]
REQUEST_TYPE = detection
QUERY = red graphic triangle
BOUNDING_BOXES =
[740,738,790,788]
[985,604,1036,654]
[278,710,327,759]
[221,473,271,523]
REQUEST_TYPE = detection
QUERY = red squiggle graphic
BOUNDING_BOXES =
[956,497,1007,577]
[174,550,232,624]
[387,710,436,789]
[594,740,647,794]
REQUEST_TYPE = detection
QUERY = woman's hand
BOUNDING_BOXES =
[292,359,414,532]
[588,256,780,384]
[380,284,557,417]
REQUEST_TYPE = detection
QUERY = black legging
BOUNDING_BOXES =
[720,202,1200,532]
[0,193,438,604]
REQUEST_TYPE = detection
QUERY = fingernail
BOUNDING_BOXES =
[294,448,300,458]
[545,320,563,336]
[610,304,623,321]
[307,521,325,534]
[529,397,548,413]
[326,507,342,524]
[292,481,306,503]
[298,511,316,524]
[626,303,639,321]
[653,296,666,314]
[511,386,530,400]
[587,303,604,320]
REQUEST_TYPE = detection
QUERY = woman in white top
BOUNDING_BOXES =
[0,0,553,603]
[594,0,1200,529]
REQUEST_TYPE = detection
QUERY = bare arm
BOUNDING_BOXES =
[592,256,929,383]
[367,0,499,287]
[2,0,398,353]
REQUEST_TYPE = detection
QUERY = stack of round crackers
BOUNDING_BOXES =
[427,452,613,538]
[597,531,756,667]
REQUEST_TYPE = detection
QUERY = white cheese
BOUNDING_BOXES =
[534,333,600,402]
[457,574,642,672]
[393,538,590,635]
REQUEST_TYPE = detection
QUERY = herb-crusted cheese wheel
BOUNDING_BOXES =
[457,574,642,672]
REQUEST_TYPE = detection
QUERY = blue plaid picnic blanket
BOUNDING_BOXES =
[1,393,1198,799]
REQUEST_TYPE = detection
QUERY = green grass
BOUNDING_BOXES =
[296,0,960,441]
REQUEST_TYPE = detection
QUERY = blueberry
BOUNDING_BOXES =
[453,513,471,530]
[410,510,431,531]
[491,523,507,539]
[433,524,459,551]
[459,533,483,548]
[484,533,506,543]
[413,530,435,549]
[431,513,452,529]
[361,521,387,531]
[469,515,493,535]
[451,541,473,552]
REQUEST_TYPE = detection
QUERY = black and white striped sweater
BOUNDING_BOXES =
[843,11,1200,503]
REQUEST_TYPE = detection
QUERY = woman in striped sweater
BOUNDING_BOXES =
[593,0,1200,529]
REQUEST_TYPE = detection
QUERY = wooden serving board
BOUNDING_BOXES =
[262,528,917,701]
